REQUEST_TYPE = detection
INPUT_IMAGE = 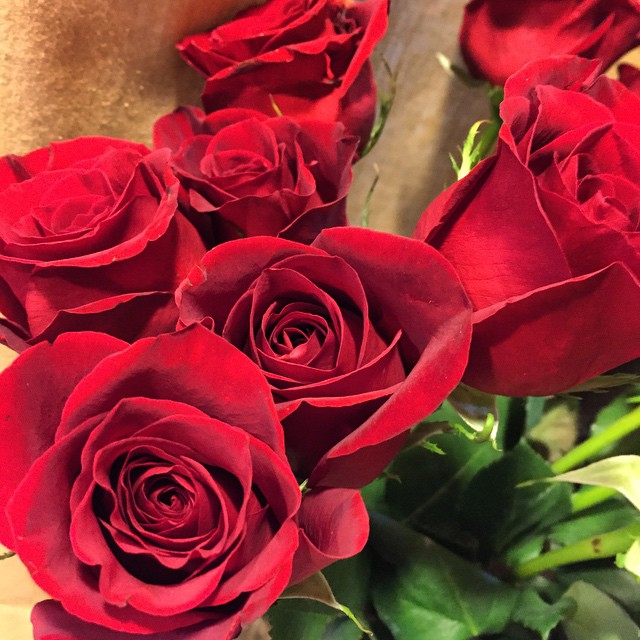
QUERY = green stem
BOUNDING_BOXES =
[551,406,640,474]
[571,486,618,513]
[512,520,640,580]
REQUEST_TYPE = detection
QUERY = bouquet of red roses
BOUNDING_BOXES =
[1,1,640,639]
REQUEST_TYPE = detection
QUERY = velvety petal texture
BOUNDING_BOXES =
[153,106,357,244]
[619,63,640,94]
[0,137,206,344]
[177,227,473,488]
[0,327,303,636]
[177,0,389,149]
[415,56,640,396]
[460,0,640,85]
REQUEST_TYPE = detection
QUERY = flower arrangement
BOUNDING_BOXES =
[1,1,640,639]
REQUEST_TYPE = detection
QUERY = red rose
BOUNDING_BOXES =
[153,106,357,244]
[177,227,472,488]
[460,0,640,85]
[415,56,640,396]
[0,138,206,345]
[177,0,389,149]
[0,327,366,636]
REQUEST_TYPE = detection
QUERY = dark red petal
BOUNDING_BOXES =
[465,262,640,396]
[290,488,369,584]
[0,332,126,547]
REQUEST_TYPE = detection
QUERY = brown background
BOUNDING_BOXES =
[0,0,639,637]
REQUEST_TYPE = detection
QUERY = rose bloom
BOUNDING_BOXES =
[177,0,389,149]
[177,227,472,489]
[0,138,206,345]
[460,0,640,85]
[153,107,357,245]
[0,326,367,637]
[415,56,640,397]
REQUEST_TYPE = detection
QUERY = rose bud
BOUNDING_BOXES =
[460,0,640,86]
[177,0,389,151]
[153,107,357,245]
[0,137,206,345]
[415,56,640,396]
[177,227,472,489]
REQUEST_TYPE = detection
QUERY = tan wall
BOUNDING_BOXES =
[0,0,261,155]
[347,2,640,237]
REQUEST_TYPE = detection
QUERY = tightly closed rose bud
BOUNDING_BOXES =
[415,56,640,396]
[0,138,206,345]
[177,227,472,488]
[0,327,367,637]
[153,106,357,245]
[177,0,389,150]
[459,0,640,86]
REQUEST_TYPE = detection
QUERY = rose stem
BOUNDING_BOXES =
[571,486,618,513]
[512,520,640,580]
[551,406,640,474]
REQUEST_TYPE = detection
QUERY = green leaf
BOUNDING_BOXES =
[358,165,380,228]
[267,600,360,640]
[370,514,519,640]
[452,119,500,180]
[459,442,571,556]
[550,456,640,511]
[280,572,371,636]
[617,538,640,580]
[511,590,574,640]
[549,500,637,547]
[561,581,640,640]
[383,433,500,553]
[448,384,500,444]
[360,58,396,158]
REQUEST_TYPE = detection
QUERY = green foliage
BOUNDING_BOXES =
[269,391,640,639]
[370,514,569,640]
[459,442,572,557]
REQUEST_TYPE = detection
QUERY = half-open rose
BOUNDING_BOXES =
[153,106,357,244]
[416,57,640,396]
[178,0,389,149]
[177,227,472,488]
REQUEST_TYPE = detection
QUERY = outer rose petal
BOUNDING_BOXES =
[0,332,126,547]
[309,228,472,487]
[460,0,640,86]
[56,325,285,455]
[31,600,240,640]
[414,147,573,309]
[289,488,369,585]
[618,63,640,94]
[465,263,640,396]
